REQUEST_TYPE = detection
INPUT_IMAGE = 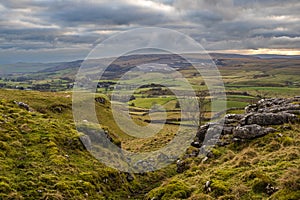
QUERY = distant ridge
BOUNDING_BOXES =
[1,53,299,75]
[209,53,256,59]
[38,60,83,73]
[253,54,300,59]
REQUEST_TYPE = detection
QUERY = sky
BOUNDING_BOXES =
[0,0,299,64]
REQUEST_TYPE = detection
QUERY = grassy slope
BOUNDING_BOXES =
[0,89,299,199]
[146,125,300,200]
[0,91,132,199]
[0,89,177,199]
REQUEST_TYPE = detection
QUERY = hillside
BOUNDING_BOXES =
[0,89,299,199]
[0,91,130,199]
[147,97,300,199]
[0,90,176,199]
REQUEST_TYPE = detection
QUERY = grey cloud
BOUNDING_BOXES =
[183,10,223,27]
[0,0,299,63]
[36,1,176,26]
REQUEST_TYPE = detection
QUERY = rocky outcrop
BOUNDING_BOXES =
[95,96,106,104]
[78,124,121,149]
[192,97,300,149]
[240,112,297,126]
[181,97,299,173]
[245,98,300,114]
[14,101,30,111]
[233,124,276,139]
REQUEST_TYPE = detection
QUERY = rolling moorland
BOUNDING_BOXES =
[0,53,299,199]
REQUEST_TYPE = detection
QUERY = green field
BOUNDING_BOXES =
[131,97,176,109]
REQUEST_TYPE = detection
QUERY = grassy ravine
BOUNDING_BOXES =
[0,89,299,199]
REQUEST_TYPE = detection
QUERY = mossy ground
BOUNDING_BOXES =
[0,90,177,199]
[0,89,299,199]
[146,123,300,200]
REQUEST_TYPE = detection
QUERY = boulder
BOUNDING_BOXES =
[241,112,297,126]
[80,135,92,150]
[245,103,258,113]
[233,124,276,139]
[268,104,300,113]
[95,97,106,104]
[176,159,189,173]
[14,101,30,111]
[206,125,223,137]
[222,125,234,135]
[191,141,201,148]
[195,124,209,142]
[225,114,244,121]
[125,173,134,182]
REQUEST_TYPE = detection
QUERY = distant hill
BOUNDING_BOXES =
[1,53,299,76]
[37,60,83,73]
[254,54,300,59]
[0,62,60,74]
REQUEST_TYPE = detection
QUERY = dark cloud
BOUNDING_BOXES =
[0,0,299,63]
[48,2,172,26]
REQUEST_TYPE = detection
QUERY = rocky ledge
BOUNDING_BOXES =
[191,97,300,148]
[174,97,300,173]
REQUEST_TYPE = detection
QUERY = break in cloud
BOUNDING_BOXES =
[0,0,299,63]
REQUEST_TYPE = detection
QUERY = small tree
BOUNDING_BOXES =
[195,90,209,128]
[182,90,210,130]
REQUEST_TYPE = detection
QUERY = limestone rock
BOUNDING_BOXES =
[241,112,297,126]
[233,124,276,139]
